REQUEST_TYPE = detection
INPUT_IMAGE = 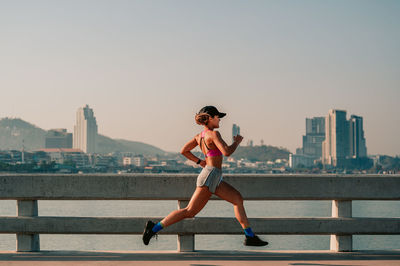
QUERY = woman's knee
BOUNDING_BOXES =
[234,192,244,206]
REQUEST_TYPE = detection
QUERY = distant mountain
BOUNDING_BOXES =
[231,145,291,162]
[0,117,169,156]
[96,135,167,155]
[0,118,46,150]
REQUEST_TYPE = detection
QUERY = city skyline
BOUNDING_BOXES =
[1,1,399,156]
[0,107,370,156]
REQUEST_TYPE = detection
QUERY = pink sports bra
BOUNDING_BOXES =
[200,129,223,157]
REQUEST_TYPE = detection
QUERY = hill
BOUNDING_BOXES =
[231,145,290,162]
[0,117,168,156]
[96,135,167,155]
[0,118,46,150]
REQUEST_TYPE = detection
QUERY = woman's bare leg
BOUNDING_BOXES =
[160,186,212,227]
[214,181,250,228]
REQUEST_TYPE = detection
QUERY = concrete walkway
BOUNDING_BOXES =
[1,250,400,266]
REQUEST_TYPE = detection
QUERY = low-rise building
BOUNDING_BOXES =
[45,129,73,149]
[133,156,147,167]
[38,148,89,168]
[289,153,315,168]
[122,157,132,166]
[92,154,116,168]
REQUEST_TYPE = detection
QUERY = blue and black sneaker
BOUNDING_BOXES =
[244,234,269,246]
[142,220,157,245]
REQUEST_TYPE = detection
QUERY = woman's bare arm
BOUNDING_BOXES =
[180,137,206,167]
[211,131,243,156]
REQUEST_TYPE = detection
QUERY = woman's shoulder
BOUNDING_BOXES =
[194,132,204,142]
[200,129,221,139]
[209,130,221,137]
[204,130,221,141]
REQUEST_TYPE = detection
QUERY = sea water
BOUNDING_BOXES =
[1,199,399,251]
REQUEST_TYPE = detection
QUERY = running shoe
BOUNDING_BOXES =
[244,235,269,246]
[142,220,157,245]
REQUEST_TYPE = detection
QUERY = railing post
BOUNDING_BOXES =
[177,200,194,252]
[16,200,40,252]
[330,200,352,252]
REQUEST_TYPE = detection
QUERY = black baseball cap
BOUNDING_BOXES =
[198,106,226,118]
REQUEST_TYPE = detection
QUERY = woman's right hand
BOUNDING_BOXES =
[233,134,243,144]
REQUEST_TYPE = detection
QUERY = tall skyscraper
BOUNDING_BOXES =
[302,117,325,158]
[73,105,98,154]
[322,109,349,167]
[232,124,240,143]
[349,115,367,158]
[322,109,367,167]
[292,117,325,168]
[306,117,325,135]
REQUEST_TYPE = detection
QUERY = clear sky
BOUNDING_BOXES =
[1,0,399,155]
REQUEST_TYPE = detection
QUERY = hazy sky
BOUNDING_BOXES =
[1,0,399,155]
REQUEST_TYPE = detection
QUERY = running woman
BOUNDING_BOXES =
[142,106,268,247]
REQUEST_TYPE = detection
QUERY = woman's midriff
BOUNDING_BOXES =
[205,156,223,169]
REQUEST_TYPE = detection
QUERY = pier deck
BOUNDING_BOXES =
[1,250,400,266]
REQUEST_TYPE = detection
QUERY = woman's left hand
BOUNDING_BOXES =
[199,160,207,168]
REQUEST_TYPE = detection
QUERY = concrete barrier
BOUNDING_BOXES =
[0,174,399,252]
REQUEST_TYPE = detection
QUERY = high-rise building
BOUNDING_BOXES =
[73,105,98,154]
[232,124,240,143]
[45,129,73,149]
[349,115,367,158]
[322,109,349,167]
[302,117,325,158]
[306,117,325,135]
[322,109,368,167]
[291,117,325,168]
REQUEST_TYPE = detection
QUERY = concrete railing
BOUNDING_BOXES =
[1,174,400,252]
